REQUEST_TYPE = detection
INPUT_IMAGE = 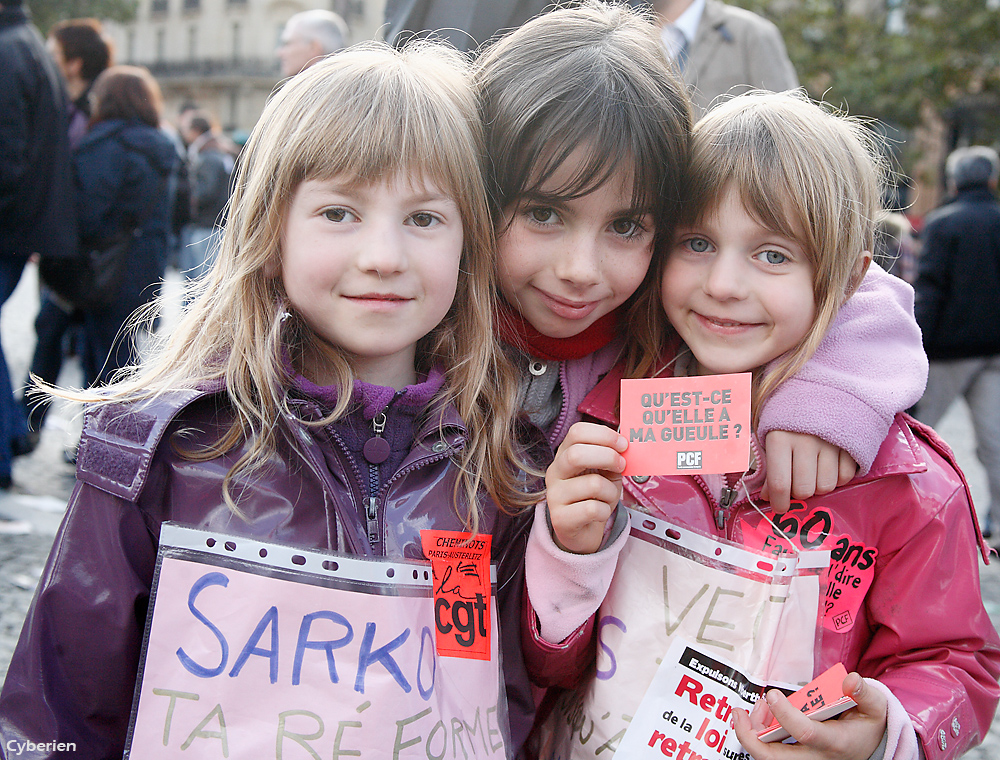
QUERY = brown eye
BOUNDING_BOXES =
[528,207,558,224]
[323,207,349,222]
[611,218,640,237]
[409,212,443,228]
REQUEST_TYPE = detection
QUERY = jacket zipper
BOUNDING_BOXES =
[288,397,468,550]
[713,435,762,533]
[283,408,369,554]
[550,360,572,448]
[717,484,738,531]
[366,413,386,547]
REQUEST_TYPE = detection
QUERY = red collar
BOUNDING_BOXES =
[496,301,620,361]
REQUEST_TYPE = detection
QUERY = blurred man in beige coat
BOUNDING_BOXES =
[653,0,797,113]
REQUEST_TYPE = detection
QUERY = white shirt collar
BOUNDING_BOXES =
[673,0,707,46]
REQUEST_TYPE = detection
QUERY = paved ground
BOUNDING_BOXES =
[0,261,997,755]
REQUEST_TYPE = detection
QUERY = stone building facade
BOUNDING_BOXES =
[104,0,387,133]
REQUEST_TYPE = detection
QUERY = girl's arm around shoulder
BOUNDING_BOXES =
[0,479,158,758]
[758,263,928,475]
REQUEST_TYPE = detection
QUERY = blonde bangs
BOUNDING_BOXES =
[247,43,485,226]
[677,92,886,424]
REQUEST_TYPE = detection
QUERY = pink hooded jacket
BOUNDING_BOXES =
[579,365,999,759]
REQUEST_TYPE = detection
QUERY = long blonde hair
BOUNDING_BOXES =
[57,41,538,526]
[648,91,887,424]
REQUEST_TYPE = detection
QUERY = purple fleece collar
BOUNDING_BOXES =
[292,365,447,420]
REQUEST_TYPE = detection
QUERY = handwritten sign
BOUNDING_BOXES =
[124,524,506,759]
[537,511,828,759]
[420,530,492,660]
[620,374,751,476]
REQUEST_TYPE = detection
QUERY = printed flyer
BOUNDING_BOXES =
[619,373,751,477]
[615,638,785,760]
[124,524,506,759]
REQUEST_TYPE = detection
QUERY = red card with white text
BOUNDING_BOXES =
[420,530,492,660]
[620,374,751,476]
[758,663,857,742]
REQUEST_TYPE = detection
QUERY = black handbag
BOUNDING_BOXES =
[40,228,141,311]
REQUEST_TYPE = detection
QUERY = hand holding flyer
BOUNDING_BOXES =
[735,665,894,760]
[756,663,857,742]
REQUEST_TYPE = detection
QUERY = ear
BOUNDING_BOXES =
[845,251,872,298]
[308,39,325,63]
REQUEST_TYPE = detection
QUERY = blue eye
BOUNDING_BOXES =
[756,249,788,265]
[687,237,710,253]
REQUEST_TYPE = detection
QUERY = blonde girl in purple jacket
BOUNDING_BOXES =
[0,42,549,757]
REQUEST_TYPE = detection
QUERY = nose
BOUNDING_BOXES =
[703,250,746,301]
[356,219,408,276]
[552,230,602,289]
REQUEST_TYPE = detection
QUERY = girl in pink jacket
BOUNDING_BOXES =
[538,92,1000,759]
[473,1,926,515]
[476,1,928,710]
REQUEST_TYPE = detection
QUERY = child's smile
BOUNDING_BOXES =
[662,187,816,376]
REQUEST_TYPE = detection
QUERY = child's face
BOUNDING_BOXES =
[662,186,816,376]
[281,176,463,389]
[497,150,654,339]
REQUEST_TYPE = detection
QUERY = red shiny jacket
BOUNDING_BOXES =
[579,369,1000,760]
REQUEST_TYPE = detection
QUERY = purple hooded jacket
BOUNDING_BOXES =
[0,383,542,758]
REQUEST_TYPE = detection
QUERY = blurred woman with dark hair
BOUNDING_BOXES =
[48,18,113,146]
[72,65,178,386]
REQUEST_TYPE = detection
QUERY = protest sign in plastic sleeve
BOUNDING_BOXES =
[124,524,507,759]
[537,511,829,759]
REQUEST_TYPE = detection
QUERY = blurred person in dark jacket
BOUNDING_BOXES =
[73,65,178,386]
[178,110,235,284]
[915,146,1000,540]
[0,0,74,488]
[19,18,113,444]
[48,18,113,148]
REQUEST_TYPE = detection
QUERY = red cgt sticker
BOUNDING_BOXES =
[420,530,492,660]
